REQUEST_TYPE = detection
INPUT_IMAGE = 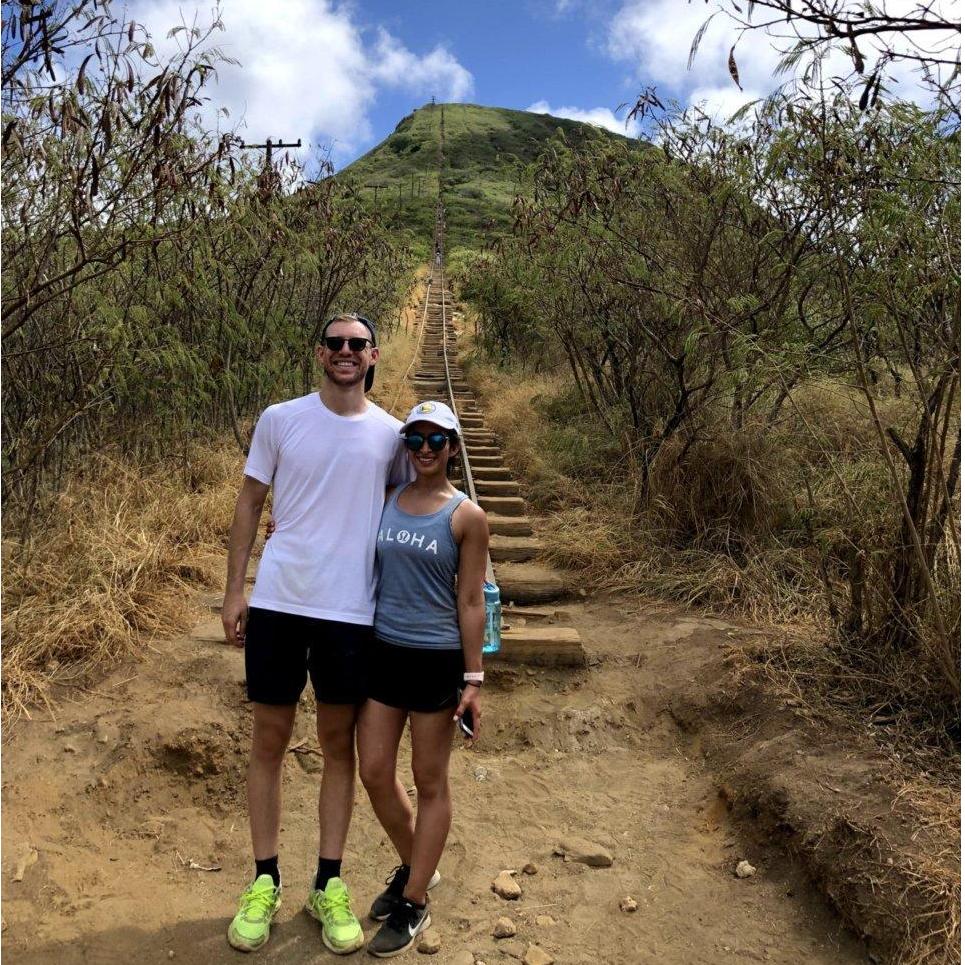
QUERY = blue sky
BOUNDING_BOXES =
[354,0,643,143]
[127,0,946,168]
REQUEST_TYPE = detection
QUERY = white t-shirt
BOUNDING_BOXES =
[243,393,412,624]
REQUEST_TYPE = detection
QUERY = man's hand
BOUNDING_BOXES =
[222,590,249,648]
[453,686,482,742]
[264,517,276,540]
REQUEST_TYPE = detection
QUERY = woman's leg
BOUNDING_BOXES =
[404,709,457,904]
[357,699,414,863]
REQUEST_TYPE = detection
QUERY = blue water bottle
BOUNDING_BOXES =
[482,580,502,654]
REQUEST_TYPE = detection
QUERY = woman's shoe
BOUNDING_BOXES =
[367,897,431,958]
[369,865,442,921]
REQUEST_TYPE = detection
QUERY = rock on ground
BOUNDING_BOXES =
[417,929,442,954]
[492,869,522,899]
[553,836,614,867]
[498,940,526,960]
[735,859,757,878]
[523,945,555,965]
[493,916,517,938]
[619,896,638,913]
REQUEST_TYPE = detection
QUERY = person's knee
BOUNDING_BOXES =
[358,755,395,794]
[317,718,356,767]
[251,715,294,765]
[412,764,448,801]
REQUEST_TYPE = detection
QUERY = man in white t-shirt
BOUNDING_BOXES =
[221,313,411,955]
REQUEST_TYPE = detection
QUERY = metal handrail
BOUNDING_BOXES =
[439,266,496,584]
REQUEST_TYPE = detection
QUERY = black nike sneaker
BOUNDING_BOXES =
[369,865,441,921]
[367,897,431,958]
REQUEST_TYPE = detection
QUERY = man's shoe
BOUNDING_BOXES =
[369,865,442,921]
[367,897,431,958]
[305,876,365,955]
[227,875,282,952]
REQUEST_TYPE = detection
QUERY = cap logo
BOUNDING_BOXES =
[418,402,436,413]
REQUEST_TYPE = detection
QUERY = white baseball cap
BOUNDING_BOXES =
[401,400,461,434]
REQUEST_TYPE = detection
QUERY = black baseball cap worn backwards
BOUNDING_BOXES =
[321,313,377,392]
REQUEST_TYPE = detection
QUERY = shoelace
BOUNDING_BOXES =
[385,865,408,891]
[242,885,276,920]
[325,887,356,925]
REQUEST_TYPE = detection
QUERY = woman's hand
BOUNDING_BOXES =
[453,685,482,742]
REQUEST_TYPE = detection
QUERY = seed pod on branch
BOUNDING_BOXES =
[728,45,743,90]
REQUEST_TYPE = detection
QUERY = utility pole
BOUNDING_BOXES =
[241,137,302,169]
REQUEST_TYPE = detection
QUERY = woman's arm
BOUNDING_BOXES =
[453,500,490,739]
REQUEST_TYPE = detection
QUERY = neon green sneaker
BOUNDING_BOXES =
[227,874,282,952]
[305,876,365,955]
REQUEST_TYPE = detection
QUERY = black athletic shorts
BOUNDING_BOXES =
[244,607,373,705]
[367,637,465,713]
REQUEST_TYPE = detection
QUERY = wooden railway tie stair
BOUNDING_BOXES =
[410,266,586,668]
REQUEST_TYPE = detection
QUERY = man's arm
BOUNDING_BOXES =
[223,475,270,647]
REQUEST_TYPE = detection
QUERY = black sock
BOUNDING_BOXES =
[315,856,342,891]
[255,855,280,888]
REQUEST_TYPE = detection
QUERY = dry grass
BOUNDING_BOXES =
[462,356,834,627]
[370,267,429,420]
[462,351,960,964]
[2,445,238,720]
[2,271,427,722]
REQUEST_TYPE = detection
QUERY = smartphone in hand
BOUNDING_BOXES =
[456,689,475,738]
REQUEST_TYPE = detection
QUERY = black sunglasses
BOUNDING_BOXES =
[324,336,373,352]
[404,431,450,453]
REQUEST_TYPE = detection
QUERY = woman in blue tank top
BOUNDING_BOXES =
[358,400,490,957]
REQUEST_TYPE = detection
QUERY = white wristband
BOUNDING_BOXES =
[463,671,484,684]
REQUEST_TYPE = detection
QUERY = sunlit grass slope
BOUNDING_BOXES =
[340,102,641,251]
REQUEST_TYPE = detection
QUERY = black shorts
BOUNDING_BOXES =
[244,607,373,705]
[367,637,465,714]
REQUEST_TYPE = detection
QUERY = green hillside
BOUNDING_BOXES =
[340,102,641,253]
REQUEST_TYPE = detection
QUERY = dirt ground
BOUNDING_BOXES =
[2,589,870,965]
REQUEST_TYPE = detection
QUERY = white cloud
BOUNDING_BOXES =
[526,99,643,136]
[606,0,955,115]
[128,0,474,163]
[370,28,474,101]
[608,0,776,114]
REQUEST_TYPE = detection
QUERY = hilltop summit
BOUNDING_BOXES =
[341,102,640,250]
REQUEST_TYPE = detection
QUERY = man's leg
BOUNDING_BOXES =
[315,701,361,863]
[357,699,414,864]
[404,709,456,904]
[305,701,366,955]
[249,702,298,862]
[228,701,296,953]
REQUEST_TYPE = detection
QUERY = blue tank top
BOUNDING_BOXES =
[374,483,468,649]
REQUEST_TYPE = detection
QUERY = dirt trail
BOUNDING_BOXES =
[3,266,866,963]
[3,592,866,965]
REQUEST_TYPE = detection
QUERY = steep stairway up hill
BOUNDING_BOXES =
[407,266,586,667]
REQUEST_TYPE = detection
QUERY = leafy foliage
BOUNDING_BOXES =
[2,0,413,532]
[458,95,960,721]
